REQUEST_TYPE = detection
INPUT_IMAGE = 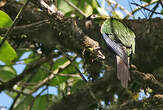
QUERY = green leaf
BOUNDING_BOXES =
[29,63,49,83]
[0,10,13,28]
[57,82,67,96]
[16,50,32,62]
[23,52,39,64]
[0,11,16,64]
[5,90,18,99]
[57,0,74,15]
[0,66,17,82]
[71,79,85,93]
[32,95,53,110]
[62,61,79,74]
[53,56,79,74]
[83,3,93,17]
[53,56,69,70]
[13,96,34,110]
[50,56,79,86]
[50,76,68,86]
[161,9,163,15]
[0,36,17,65]
[91,0,99,9]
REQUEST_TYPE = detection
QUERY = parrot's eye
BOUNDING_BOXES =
[90,14,98,19]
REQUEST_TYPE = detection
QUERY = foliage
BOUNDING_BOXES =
[0,10,17,65]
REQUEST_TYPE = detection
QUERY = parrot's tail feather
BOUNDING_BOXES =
[116,56,130,88]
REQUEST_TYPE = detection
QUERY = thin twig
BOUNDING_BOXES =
[63,0,87,17]
[149,2,159,18]
[57,73,80,78]
[124,0,158,19]
[106,0,132,17]
[139,0,148,18]
[0,55,53,92]
[127,0,135,19]
[0,0,31,48]
[131,3,162,14]
[29,59,74,94]
[13,20,49,30]
[60,51,88,82]
[9,94,19,110]
[159,0,163,9]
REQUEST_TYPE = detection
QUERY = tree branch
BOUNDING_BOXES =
[119,94,163,110]
[0,55,54,92]
[48,69,163,110]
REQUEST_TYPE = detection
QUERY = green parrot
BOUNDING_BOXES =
[100,18,135,88]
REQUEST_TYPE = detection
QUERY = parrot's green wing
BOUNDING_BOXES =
[101,18,135,55]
